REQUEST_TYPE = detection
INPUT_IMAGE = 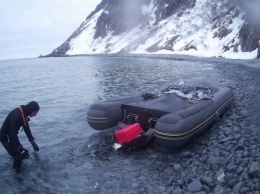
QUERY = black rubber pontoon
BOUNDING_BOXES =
[87,83,234,149]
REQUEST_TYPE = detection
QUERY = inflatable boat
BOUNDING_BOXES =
[87,83,234,148]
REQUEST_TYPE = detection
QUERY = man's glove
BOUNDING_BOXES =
[20,148,30,159]
[31,141,39,152]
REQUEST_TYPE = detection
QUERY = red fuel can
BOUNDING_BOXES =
[115,123,143,144]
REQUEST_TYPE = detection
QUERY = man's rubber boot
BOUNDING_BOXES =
[13,157,22,173]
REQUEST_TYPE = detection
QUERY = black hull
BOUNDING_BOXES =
[153,91,234,148]
[87,96,142,130]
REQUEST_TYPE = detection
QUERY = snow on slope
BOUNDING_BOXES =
[65,0,257,59]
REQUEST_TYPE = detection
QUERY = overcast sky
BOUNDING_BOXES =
[0,0,101,61]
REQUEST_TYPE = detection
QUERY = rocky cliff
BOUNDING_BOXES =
[47,0,260,59]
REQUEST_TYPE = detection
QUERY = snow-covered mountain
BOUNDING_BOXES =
[47,0,260,59]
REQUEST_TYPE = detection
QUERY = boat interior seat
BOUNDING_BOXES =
[122,93,190,117]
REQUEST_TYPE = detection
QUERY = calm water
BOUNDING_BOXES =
[0,55,224,193]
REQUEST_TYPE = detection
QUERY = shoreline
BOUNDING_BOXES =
[41,53,260,68]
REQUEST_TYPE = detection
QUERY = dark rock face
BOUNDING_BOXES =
[153,0,195,23]
[44,42,70,57]
[94,0,196,39]
[230,1,260,55]
[160,35,180,51]
[94,0,151,39]
[239,21,260,52]
[44,21,88,57]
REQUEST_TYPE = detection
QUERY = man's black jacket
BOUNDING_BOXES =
[0,107,34,152]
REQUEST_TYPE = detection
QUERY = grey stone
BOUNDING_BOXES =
[167,177,175,186]
[200,176,213,185]
[241,172,249,180]
[249,163,260,177]
[187,180,202,192]
[193,192,206,194]
[228,179,237,188]
[234,145,244,151]
[240,187,251,194]
[226,164,237,172]
[255,182,260,190]
[207,157,222,165]
[171,188,184,194]
[236,166,244,174]
[233,134,241,140]
[213,185,227,194]
[232,182,245,192]
[242,151,250,157]
[216,168,225,182]
[173,163,183,173]
[239,110,249,118]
